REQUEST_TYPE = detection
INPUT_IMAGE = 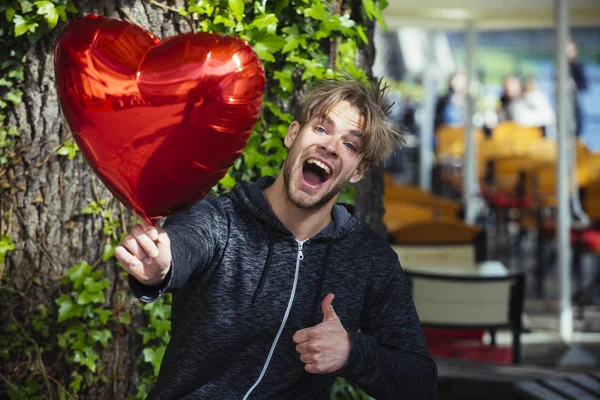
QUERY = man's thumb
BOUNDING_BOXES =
[321,293,338,322]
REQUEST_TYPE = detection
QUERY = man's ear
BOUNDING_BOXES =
[349,161,370,184]
[284,121,300,149]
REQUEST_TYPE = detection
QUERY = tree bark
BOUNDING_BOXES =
[351,1,387,237]
[2,1,189,398]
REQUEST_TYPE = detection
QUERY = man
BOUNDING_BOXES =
[116,76,438,399]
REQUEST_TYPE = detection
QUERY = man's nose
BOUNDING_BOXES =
[320,136,339,157]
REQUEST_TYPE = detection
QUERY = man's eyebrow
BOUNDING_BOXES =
[317,115,364,137]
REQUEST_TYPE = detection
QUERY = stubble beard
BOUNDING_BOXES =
[282,156,346,211]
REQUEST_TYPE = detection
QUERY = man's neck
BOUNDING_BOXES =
[263,175,334,241]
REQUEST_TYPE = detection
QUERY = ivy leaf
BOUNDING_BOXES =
[273,70,292,92]
[143,345,166,375]
[304,2,326,21]
[4,89,23,106]
[228,0,244,22]
[5,7,16,22]
[73,348,97,372]
[77,289,105,305]
[117,313,132,326]
[218,173,236,189]
[0,235,16,263]
[252,13,278,33]
[20,1,34,13]
[213,15,235,28]
[93,308,112,325]
[91,329,112,347]
[13,15,38,37]
[102,241,116,261]
[35,1,58,29]
[56,294,82,322]
[55,4,67,22]
[137,328,155,344]
[357,25,368,44]
[66,261,92,290]
[252,34,285,62]
[83,276,108,293]
[57,140,79,160]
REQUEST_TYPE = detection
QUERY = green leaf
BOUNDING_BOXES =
[35,1,58,29]
[57,140,79,160]
[357,25,368,44]
[143,345,166,375]
[117,313,131,326]
[66,261,92,290]
[228,0,244,22]
[83,276,108,293]
[213,15,235,28]
[5,89,23,106]
[93,308,112,325]
[13,15,38,37]
[273,70,292,92]
[55,5,67,22]
[218,173,236,189]
[5,7,16,22]
[252,13,277,32]
[77,289,105,305]
[56,294,81,322]
[8,67,24,81]
[91,329,112,347]
[73,348,97,372]
[0,235,16,263]
[304,2,326,21]
[20,1,34,13]
[65,2,77,14]
[102,241,115,261]
[0,78,13,88]
[252,34,285,62]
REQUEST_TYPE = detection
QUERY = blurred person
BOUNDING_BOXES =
[434,70,468,129]
[497,75,522,122]
[509,78,556,137]
[567,39,588,137]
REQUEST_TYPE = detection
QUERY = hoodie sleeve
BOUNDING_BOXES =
[129,198,227,302]
[339,259,438,399]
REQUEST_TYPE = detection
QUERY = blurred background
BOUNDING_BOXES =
[374,2,600,399]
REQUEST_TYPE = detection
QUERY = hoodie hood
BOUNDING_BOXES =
[229,175,361,241]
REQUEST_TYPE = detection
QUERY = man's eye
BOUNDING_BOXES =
[344,143,356,151]
[315,126,327,134]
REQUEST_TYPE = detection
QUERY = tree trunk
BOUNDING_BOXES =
[2,1,189,398]
[351,1,387,237]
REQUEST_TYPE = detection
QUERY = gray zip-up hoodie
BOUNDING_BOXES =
[130,176,437,399]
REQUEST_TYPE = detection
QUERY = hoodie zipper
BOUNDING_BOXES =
[242,239,306,399]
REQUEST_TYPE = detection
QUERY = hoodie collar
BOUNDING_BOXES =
[230,176,360,240]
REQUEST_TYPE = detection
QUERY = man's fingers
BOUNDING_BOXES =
[321,293,338,322]
[131,224,159,258]
[115,245,141,269]
[300,353,317,364]
[292,328,311,344]
[140,218,160,241]
[122,233,150,263]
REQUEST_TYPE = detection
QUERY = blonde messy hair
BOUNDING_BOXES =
[300,74,403,163]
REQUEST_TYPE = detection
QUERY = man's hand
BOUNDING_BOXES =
[293,293,350,374]
[115,218,172,286]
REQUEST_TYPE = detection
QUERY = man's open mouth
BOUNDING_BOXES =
[302,158,332,187]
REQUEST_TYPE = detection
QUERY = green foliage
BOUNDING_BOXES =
[0,234,16,263]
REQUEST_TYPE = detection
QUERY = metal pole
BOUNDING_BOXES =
[555,0,573,341]
[463,20,477,224]
[420,31,437,191]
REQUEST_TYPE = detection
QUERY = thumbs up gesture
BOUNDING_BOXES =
[292,293,350,374]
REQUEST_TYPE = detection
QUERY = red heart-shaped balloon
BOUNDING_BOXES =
[55,14,265,222]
